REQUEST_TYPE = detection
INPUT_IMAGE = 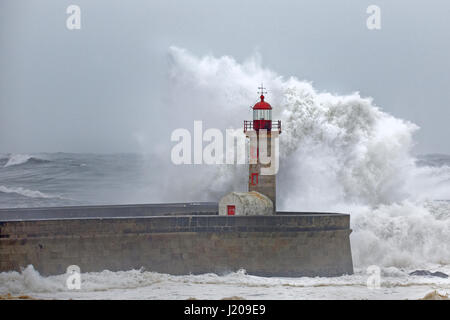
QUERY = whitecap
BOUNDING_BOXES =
[0,185,62,199]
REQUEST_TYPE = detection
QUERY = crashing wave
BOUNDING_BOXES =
[165,47,450,269]
[3,154,50,168]
[0,185,62,199]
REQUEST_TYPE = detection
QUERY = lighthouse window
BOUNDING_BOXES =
[253,110,272,120]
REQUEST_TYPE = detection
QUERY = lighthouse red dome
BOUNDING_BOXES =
[253,95,272,110]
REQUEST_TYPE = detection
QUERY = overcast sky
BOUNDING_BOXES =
[1,0,449,155]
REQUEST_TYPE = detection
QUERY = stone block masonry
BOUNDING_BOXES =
[0,209,353,277]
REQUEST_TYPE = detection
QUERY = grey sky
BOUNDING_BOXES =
[1,0,449,154]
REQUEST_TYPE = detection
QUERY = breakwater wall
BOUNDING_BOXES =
[0,204,353,277]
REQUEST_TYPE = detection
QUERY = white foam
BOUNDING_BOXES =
[0,185,61,199]
[1,265,449,300]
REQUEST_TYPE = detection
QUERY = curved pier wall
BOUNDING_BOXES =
[0,214,353,277]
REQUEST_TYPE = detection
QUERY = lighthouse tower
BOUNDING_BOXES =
[244,85,281,212]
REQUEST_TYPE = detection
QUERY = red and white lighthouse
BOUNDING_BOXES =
[244,85,281,211]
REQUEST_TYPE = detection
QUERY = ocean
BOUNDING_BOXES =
[0,153,163,209]
[0,152,449,300]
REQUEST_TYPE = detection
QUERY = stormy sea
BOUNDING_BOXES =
[1,48,450,299]
[0,152,449,300]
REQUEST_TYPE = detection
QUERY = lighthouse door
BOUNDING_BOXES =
[227,205,235,216]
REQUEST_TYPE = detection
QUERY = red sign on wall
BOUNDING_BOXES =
[251,173,258,185]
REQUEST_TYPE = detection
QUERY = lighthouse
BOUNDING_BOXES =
[244,85,281,211]
[218,85,281,216]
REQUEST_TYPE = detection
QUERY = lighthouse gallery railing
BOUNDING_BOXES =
[243,120,282,133]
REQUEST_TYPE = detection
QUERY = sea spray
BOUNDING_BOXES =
[165,47,450,269]
[0,185,62,199]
